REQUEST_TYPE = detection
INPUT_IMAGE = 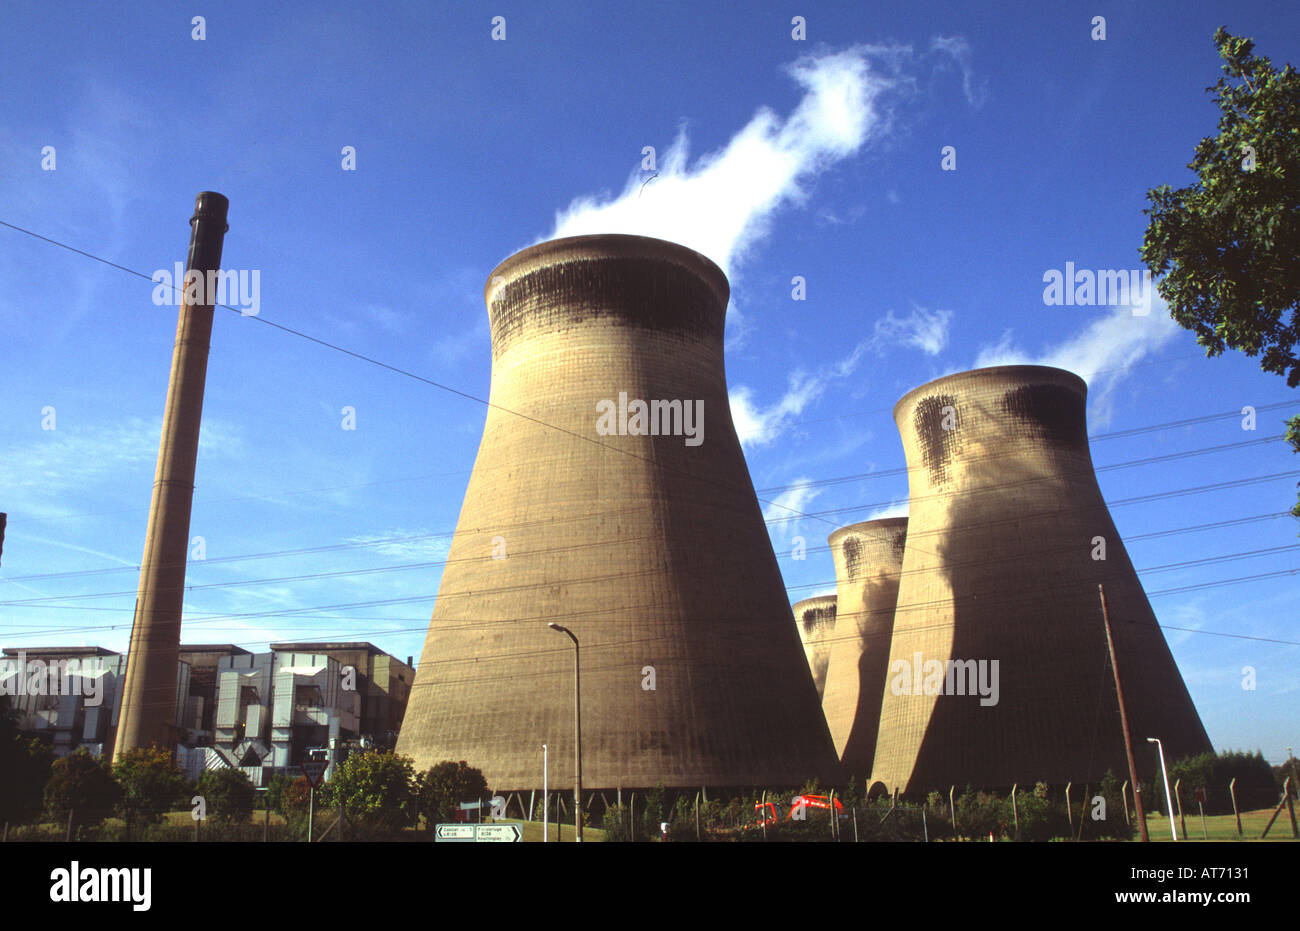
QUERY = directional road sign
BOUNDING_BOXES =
[435,823,523,843]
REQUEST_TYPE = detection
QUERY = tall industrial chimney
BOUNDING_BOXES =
[872,365,1212,792]
[396,234,841,789]
[822,517,906,779]
[792,595,837,701]
[113,192,229,759]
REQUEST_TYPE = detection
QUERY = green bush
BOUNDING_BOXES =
[601,803,635,842]
[112,747,191,831]
[413,759,487,828]
[280,776,314,837]
[1172,750,1278,814]
[0,709,55,824]
[44,749,121,836]
[329,750,417,830]
[196,767,256,823]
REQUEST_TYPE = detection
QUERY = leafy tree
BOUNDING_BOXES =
[1140,27,1300,518]
[195,767,256,823]
[112,747,191,829]
[414,760,488,828]
[280,776,313,835]
[641,781,666,840]
[0,708,55,824]
[44,749,122,835]
[327,749,417,830]
[263,771,295,812]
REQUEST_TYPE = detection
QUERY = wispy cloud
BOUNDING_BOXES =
[864,499,909,522]
[546,45,906,279]
[342,529,451,563]
[0,417,244,500]
[762,477,822,542]
[731,305,951,447]
[875,305,952,356]
[930,36,987,108]
[973,292,1180,423]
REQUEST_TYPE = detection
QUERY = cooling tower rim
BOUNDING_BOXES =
[891,364,1087,424]
[792,594,838,611]
[826,516,908,548]
[484,233,730,307]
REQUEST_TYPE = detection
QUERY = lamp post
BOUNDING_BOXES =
[1147,737,1178,841]
[548,623,582,843]
[542,743,548,843]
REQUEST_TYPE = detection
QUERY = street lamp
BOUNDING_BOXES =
[542,743,548,844]
[1147,737,1178,841]
[549,622,582,843]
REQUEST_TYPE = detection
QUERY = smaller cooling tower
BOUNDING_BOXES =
[792,596,837,701]
[874,365,1213,793]
[822,517,907,780]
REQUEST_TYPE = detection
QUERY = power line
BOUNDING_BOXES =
[0,217,835,533]
[4,425,1291,588]
[4,465,1296,607]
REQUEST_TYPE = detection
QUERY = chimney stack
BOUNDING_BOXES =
[113,192,229,759]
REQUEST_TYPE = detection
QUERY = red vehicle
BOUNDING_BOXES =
[754,794,845,825]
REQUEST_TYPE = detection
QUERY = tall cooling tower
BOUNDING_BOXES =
[792,595,837,701]
[822,517,907,780]
[873,365,1212,793]
[396,234,841,790]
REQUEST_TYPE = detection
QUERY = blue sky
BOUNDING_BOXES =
[1,1,1297,763]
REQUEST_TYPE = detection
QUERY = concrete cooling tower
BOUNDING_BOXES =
[872,365,1212,793]
[792,595,837,701]
[396,234,841,791]
[822,517,907,780]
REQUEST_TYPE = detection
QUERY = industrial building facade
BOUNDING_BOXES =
[1,641,412,785]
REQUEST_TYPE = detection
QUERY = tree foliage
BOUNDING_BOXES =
[413,760,488,827]
[327,749,417,830]
[1139,27,1300,517]
[0,707,55,824]
[195,767,256,823]
[44,749,122,834]
[112,747,191,828]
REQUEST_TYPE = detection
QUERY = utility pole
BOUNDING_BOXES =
[1100,584,1149,842]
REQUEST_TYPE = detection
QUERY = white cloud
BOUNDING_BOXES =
[930,35,987,109]
[730,374,825,448]
[546,45,905,279]
[864,499,909,522]
[342,530,451,563]
[874,305,952,356]
[973,292,1180,423]
[762,477,822,541]
[730,305,950,448]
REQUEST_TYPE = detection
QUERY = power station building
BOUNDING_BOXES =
[822,517,907,780]
[1,640,412,785]
[396,234,842,791]
[871,365,1212,792]
[792,595,837,701]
